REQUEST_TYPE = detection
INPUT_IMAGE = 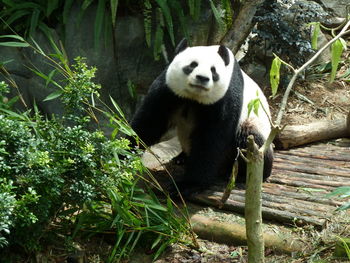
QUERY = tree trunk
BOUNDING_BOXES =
[221,0,266,54]
[245,135,265,263]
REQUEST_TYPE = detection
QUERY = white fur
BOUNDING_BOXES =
[166,45,234,105]
[239,72,271,139]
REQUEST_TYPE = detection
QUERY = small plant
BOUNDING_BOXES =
[326,186,350,211]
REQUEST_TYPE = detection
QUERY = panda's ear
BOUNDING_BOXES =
[175,38,188,55]
[218,45,230,66]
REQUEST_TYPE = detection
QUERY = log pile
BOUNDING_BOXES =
[190,142,350,229]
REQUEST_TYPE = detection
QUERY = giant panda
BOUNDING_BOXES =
[131,39,273,196]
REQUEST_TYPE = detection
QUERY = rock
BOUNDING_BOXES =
[318,0,350,18]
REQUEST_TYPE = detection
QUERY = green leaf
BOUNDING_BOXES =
[63,0,74,24]
[110,0,119,28]
[4,9,31,27]
[330,38,345,83]
[29,9,40,36]
[270,56,281,96]
[0,35,26,41]
[46,0,59,17]
[109,95,125,119]
[336,201,350,211]
[82,0,94,10]
[153,22,164,60]
[0,42,29,47]
[247,98,260,117]
[311,22,320,50]
[94,0,106,49]
[43,90,63,102]
[155,0,175,46]
[253,98,260,116]
[325,186,350,198]
[209,0,225,30]
[143,0,152,47]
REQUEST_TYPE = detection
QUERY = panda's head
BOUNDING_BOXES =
[166,39,234,105]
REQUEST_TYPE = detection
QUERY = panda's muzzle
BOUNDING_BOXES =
[189,75,210,91]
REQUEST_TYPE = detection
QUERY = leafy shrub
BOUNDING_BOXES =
[0,57,190,260]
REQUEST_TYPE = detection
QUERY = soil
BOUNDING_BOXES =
[270,64,350,126]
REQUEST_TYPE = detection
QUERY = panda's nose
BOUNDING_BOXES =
[196,75,210,83]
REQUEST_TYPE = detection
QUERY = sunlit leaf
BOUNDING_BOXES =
[43,90,63,102]
[270,56,281,96]
[330,38,345,83]
[0,42,29,47]
[311,22,320,50]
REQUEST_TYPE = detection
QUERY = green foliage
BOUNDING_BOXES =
[310,22,320,50]
[247,91,261,118]
[0,55,191,260]
[325,186,350,211]
[330,38,347,83]
[1,0,232,61]
[270,56,282,96]
[75,186,188,261]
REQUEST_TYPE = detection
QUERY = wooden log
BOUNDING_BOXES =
[272,161,350,178]
[190,215,305,254]
[225,190,333,217]
[262,183,343,206]
[191,194,327,228]
[275,113,350,149]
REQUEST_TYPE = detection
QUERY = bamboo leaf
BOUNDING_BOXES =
[209,0,224,30]
[0,42,29,47]
[155,0,175,46]
[43,90,63,102]
[82,0,94,10]
[46,0,59,17]
[29,9,40,36]
[270,56,281,96]
[330,38,344,83]
[311,22,320,50]
[143,0,152,47]
[153,22,164,60]
[109,95,125,119]
[110,0,119,28]
[0,35,26,41]
[94,0,106,49]
[336,202,350,211]
[4,9,31,27]
[63,0,74,24]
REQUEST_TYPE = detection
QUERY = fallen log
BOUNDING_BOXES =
[191,214,306,254]
[275,112,350,149]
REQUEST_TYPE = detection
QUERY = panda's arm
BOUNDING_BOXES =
[131,70,179,146]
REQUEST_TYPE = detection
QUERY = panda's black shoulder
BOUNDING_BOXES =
[220,58,244,108]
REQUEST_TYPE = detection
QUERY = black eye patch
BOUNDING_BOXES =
[182,61,198,75]
[211,66,219,82]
